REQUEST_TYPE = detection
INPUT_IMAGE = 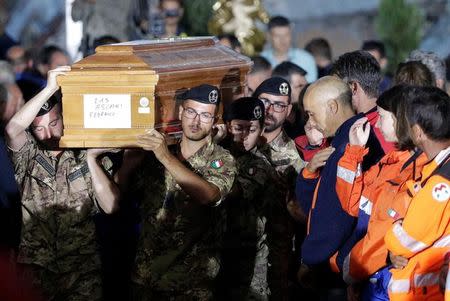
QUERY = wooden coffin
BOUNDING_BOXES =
[57,37,252,147]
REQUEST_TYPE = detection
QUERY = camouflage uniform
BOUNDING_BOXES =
[259,130,306,301]
[217,146,282,301]
[10,132,111,301]
[131,136,236,300]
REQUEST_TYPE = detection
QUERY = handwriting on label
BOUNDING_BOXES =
[84,94,131,128]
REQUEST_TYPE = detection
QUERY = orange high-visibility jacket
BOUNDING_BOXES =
[385,147,450,301]
[442,252,450,301]
[335,144,426,282]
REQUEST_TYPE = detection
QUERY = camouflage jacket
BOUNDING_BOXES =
[132,136,236,293]
[224,147,281,251]
[259,130,305,189]
[10,132,112,274]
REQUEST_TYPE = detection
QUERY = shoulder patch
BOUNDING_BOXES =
[210,159,224,169]
[248,167,255,176]
[67,163,90,182]
[35,154,56,176]
[432,182,449,202]
[387,208,400,220]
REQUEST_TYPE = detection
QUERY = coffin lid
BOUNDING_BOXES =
[71,37,252,73]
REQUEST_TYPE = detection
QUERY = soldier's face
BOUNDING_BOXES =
[179,100,216,142]
[258,93,291,133]
[31,105,63,148]
[229,119,263,151]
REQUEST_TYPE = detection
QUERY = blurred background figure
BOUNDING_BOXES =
[304,38,333,78]
[14,45,70,102]
[394,60,435,87]
[261,16,317,83]
[0,0,66,59]
[0,61,24,129]
[158,0,186,38]
[247,56,272,96]
[218,33,242,53]
[71,0,133,56]
[5,46,33,76]
[361,40,392,92]
[406,49,447,91]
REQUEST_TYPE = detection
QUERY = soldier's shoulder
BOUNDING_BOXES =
[210,143,236,165]
[237,152,271,170]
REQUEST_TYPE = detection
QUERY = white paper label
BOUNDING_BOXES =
[83,94,131,128]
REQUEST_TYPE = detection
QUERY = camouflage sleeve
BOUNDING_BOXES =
[288,140,306,174]
[237,158,271,201]
[203,149,236,206]
[8,132,36,186]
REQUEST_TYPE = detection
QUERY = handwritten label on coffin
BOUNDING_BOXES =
[83,94,131,128]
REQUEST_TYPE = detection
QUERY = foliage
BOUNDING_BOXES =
[375,0,425,73]
[182,0,217,36]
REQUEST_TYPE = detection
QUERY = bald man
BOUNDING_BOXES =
[295,76,384,298]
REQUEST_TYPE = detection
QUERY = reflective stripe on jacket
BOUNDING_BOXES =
[385,147,450,300]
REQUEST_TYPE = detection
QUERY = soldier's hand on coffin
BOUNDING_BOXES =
[46,65,71,92]
[137,129,170,161]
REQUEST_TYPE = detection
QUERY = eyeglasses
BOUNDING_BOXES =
[260,98,289,113]
[182,107,215,123]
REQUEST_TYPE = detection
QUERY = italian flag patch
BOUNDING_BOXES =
[210,159,224,169]
[387,208,399,219]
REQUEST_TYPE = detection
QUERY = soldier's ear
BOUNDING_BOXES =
[178,106,184,120]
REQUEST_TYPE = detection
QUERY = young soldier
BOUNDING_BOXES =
[217,97,278,300]
[117,84,236,300]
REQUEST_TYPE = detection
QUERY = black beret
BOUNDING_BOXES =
[37,96,59,117]
[181,84,220,105]
[253,76,291,99]
[224,97,265,122]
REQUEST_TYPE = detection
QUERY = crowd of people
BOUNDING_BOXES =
[0,1,449,301]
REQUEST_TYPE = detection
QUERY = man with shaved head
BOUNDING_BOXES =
[295,76,384,299]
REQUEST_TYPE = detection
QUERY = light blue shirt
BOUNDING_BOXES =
[5,0,65,42]
[261,47,318,83]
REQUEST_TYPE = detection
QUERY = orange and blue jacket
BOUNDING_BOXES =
[385,146,450,301]
[333,144,426,283]
[296,114,385,266]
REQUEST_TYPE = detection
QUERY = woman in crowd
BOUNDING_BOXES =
[332,84,428,300]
